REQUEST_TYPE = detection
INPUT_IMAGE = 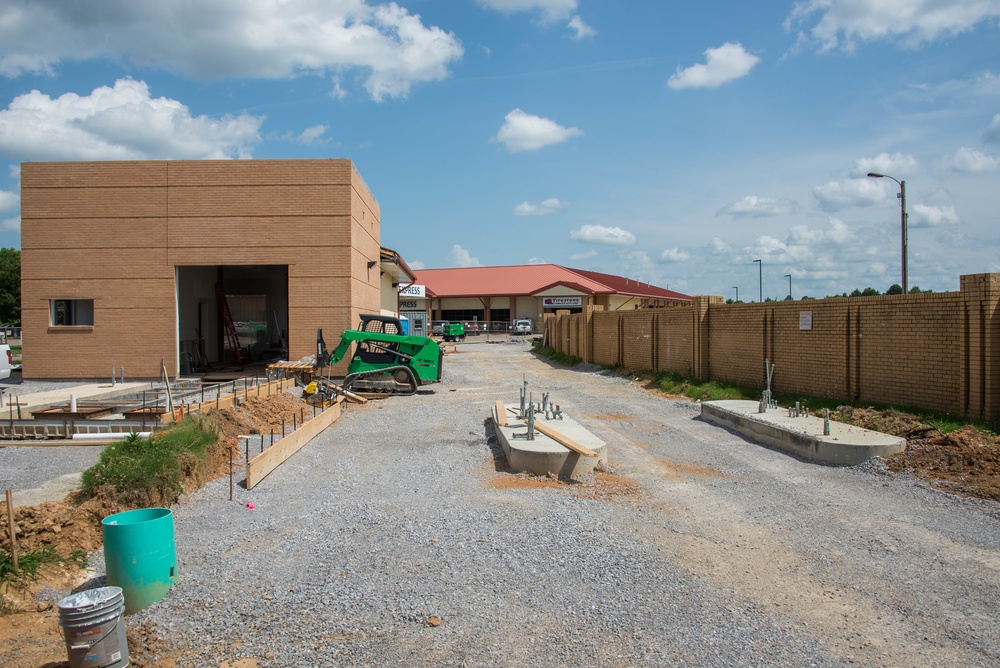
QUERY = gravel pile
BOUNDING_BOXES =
[24,345,1000,666]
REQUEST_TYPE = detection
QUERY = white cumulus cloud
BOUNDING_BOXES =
[0,1,463,102]
[785,0,1000,51]
[910,204,960,227]
[513,197,568,216]
[570,224,635,246]
[567,16,597,39]
[293,125,330,147]
[1,216,19,233]
[0,189,18,212]
[668,42,760,90]
[659,248,690,263]
[568,249,597,261]
[813,178,886,212]
[495,109,583,152]
[855,152,919,175]
[722,195,796,218]
[449,244,483,267]
[477,0,578,21]
[0,78,263,161]
[947,147,999,173]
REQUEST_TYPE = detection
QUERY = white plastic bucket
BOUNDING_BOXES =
[57,586,129,668]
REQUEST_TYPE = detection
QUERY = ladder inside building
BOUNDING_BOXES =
[216,284,245,365]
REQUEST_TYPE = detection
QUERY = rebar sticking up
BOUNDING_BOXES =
[824,408,831,436]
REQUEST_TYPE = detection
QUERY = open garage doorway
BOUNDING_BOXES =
[176,265,289,373]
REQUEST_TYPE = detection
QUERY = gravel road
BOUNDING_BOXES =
[87,344,1000,666]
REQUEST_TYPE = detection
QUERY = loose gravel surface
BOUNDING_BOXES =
[34,345,1000,666]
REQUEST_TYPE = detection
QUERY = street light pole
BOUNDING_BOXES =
[784,274,792,300]
[753,259,762,302]
[867,172,908,294]
[733,286,738,303]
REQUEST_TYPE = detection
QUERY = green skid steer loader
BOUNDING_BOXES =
[315,314,443,396]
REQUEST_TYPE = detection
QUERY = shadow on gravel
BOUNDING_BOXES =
[482,419,509,472]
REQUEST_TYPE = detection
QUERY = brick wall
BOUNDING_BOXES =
[543,274,1000,421]
[21,159,380,379]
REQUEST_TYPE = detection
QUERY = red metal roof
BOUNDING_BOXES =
[412,264,690,301]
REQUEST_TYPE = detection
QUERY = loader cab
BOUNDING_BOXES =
[354,314,403,365]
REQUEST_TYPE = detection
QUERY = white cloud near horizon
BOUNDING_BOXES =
[293,125,330,147]
[984,113,1000,144]
[947,147,999,172]
[0,189,17,212]
[568,249,597,261]
[495,109,583,152]
[449,244,483,267]
[0,79,263,161]
[910,203,960,227]
[659,248,690,263]
[854,152,919,175]
[813,178,886,212]
[722,195,797,218]
[668,42,760,90]
[570,224,635,246]
[0,216,19,233]
[0,0,464,102]
[514,197,568,216]
[785,0,1000,51]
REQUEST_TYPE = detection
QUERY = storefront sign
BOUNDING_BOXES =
[398,284,426,298]
[542,296,582,308]
[400,300,419,309]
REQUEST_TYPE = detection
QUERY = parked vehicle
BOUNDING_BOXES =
[0,344,20,379]
[431,320,449,336]
[464,321,481,335]
[511,318,533,334]
[443,322,466,342]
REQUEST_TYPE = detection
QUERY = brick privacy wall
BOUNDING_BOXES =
[545,274,1000,420]
[21,159,380,379]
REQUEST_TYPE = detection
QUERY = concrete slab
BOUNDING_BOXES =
[2,382,149,416]
[699,400,906,466]
[492,402,607,477]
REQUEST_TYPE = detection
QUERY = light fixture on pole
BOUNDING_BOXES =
[867,172,908,294]
[733,286,739,303]
[752,259,762,302]
[784,274,792,300]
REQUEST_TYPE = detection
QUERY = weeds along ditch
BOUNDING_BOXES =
[1,416,225,593]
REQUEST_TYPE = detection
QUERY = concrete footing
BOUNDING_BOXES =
[699,400,906,466]
[492,403,607,477]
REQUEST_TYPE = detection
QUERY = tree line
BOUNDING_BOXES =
[726,283,934,304]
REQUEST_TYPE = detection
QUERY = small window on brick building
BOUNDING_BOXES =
[50,299,94,326]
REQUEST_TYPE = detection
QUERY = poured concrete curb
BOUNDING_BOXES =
[699,400,906,466]
[492,403,607,477]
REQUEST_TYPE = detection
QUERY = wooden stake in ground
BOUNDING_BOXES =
[5,488,16,572]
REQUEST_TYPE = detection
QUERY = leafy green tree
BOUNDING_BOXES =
[886,283,903,295]
[861,287,881,296]
[0,248,19,324]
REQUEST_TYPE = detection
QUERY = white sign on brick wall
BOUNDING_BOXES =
[799,311,813,330]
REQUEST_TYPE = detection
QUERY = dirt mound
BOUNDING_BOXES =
[833,406,1000,502]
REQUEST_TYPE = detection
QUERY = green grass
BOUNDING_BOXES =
[647,370,755,402]
[0,544,61,586]
[533,345,583,367]
[78,417,219,507]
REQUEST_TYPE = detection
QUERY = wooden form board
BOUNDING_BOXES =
[169,377,297,423]
[494,400,509,426]
[532,421,599,458]
[245,396,343,489]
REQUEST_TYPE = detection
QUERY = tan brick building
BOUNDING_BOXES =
[20,159,385,379]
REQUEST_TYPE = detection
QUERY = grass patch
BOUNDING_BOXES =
[647,370,755,402]
[534,345,583,367]
[0,544,61,586]
[78,416,219,508]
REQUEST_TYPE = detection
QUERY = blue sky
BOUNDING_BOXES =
[0,0,998,300]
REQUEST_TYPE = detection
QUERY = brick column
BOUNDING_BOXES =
[960,273,1000,421]
[691,296,721,380]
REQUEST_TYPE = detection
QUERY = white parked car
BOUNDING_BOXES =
[0,344,20,379]
[511,319,533,334]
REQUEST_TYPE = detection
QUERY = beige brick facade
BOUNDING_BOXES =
[543,275,1000,421]
[21,159,381,379]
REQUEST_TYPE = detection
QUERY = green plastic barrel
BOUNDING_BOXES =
[102,508,177,615]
